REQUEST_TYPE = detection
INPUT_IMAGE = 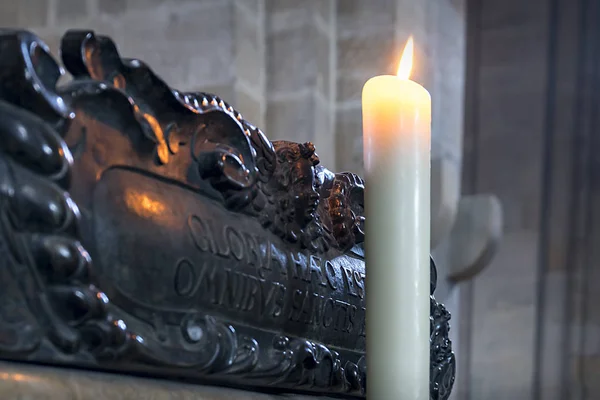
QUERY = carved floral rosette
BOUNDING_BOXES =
[0,29,455,399]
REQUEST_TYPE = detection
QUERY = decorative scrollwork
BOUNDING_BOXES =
[61,30,275,213]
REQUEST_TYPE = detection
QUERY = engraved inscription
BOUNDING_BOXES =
[225,226,244,261]
[188,215,213,252]
[174,258,196,297]
[287,290,364,335]
[341,266,365,299]
[182,213,366,339]
[173,258,287,319]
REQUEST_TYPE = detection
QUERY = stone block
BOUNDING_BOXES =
[17,0,49,27]
[234,4,263,87]
[60,19,115,39]
[449,0,466,14]
[267,6,310,33]
[337,29,397,76]
[536,271,568,400]
[581,271,600,326]
[398,0,428,32]
[41,34,63,59]
[235,0,261,18]
[313,99,335,168]
[267,0,331,33]
[336,73,367,104]
[199,83,236,105]
[0,3,18,28]
[408,34,430,89]
[265,0,300,13]
[334,106,361,139]
[267,24,329,95]
[477,82,541,130]
[266,92,315,143]
[234,85,264,128]
[468,230,539,400]
[478,64,546,96]
[581,355,600,394]
[313,0,333,25]
[581,322,600,356]
[470,230,538,291]
[315,26,333,98]
[117,41,201,89]
[435,0,464,39]
[335,133,364,177]
[337,0,396,37]
[431,82,465,161]
[424,0,466,119]
[99,0,127,15]
[469,303,536,399]
[430,158,461,248]
[165,2,233,43]
[478,86,545,140]
[57,0,89,24]
[334,107,363,173]
[185,41,235,87]
[126,0,169,11]
[475,103,544,230]
[480,24,547,67]
[441,194,503,282]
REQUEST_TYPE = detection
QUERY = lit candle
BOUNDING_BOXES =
[363,37,431,399]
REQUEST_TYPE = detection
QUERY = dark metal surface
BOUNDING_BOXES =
[0,29,455,399]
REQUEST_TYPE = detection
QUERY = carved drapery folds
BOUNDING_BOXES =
[0,29,454,399]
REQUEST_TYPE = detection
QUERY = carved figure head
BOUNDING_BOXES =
[327,172,365,252]
[257,141,332,252]
[273,141,321,226]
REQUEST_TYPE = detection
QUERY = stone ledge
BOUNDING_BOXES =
[0,361,334,400]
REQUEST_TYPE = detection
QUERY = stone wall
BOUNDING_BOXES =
[460,0,600,398]
[459,0,550,397]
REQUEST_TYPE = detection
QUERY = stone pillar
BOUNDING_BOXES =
[459,0,550,398]
[426,0,466,166]
[264,0,336,168]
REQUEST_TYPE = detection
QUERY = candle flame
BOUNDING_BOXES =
[397,36,414,80]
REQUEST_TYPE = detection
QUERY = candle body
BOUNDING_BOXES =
[362,76,431,399]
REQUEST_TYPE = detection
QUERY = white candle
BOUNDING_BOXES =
[363,36,431,399]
